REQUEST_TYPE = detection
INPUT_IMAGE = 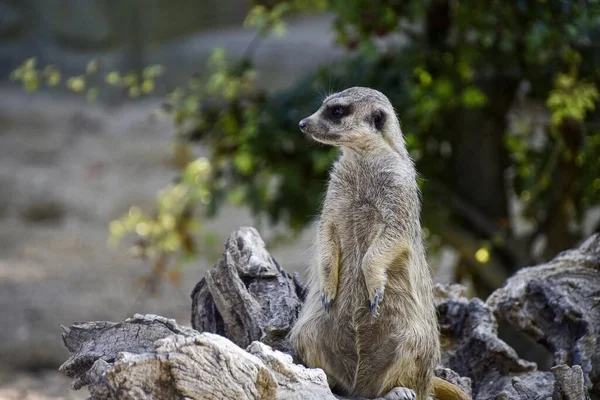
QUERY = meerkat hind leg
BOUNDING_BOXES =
[318,220,341,310]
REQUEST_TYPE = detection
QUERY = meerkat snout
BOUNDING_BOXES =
[298,118,308,132]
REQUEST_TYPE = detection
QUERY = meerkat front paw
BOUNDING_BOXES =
[368,287,385,314]
[362,258,387,315]
[318,257,338,311]
[320,286,336,311]
[384,386,417,400]
[364,268,386,314]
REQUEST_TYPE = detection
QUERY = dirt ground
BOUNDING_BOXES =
[0,367,88,400]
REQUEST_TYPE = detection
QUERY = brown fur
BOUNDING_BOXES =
[290,87,470,400]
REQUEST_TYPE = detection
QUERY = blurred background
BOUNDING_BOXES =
[0,0,598,398]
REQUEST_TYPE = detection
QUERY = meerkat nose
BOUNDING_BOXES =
[299,119,309,132]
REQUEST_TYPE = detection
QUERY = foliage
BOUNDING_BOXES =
[10,58,164,101]
[109,158,211,261]
[108,0,332,274]
[11,0,600,293]
[112,0,600,289]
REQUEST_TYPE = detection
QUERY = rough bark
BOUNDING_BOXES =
[435,284,554,399]
[552,365,591,400]
[58,228,600,400]
[190,227,305,354]
[487,233,600,397]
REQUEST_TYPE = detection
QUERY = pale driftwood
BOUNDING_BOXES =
[60,314,336,400]
[59,228,600,400]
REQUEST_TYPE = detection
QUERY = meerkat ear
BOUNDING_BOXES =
[372,109,386,131]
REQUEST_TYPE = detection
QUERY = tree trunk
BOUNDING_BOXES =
[449,77,521,295]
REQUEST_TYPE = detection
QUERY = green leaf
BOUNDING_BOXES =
[461,86,488,108]
[234,152,254,175]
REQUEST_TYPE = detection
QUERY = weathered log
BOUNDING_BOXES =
[190,227,305,355]
[60,314,336,400]
[58,229,600,400]
[59,313,199,391]
[487,233,600,397]
[435,284,554,399]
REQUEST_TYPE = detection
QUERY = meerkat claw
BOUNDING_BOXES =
[320,292,334,311]
[368,289,384,314]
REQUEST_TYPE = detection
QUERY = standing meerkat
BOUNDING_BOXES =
[289,87,470,400]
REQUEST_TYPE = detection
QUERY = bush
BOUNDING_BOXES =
[12,0,600,296]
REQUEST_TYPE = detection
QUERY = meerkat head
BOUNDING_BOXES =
[298,87,406,155]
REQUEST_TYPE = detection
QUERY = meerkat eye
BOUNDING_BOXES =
[372,109,386,131]
[332,106,344,118]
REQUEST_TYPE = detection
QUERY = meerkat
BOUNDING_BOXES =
[289,87,470,400]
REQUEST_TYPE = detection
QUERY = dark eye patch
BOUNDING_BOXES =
[325,104,351,122]
[372,109,386,131]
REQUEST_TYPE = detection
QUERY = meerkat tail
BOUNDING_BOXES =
[431,377,471,400]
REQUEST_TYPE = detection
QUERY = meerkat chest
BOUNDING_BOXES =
[329,174,384,219]
[330,161,399,210]
[327,165,400,252]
